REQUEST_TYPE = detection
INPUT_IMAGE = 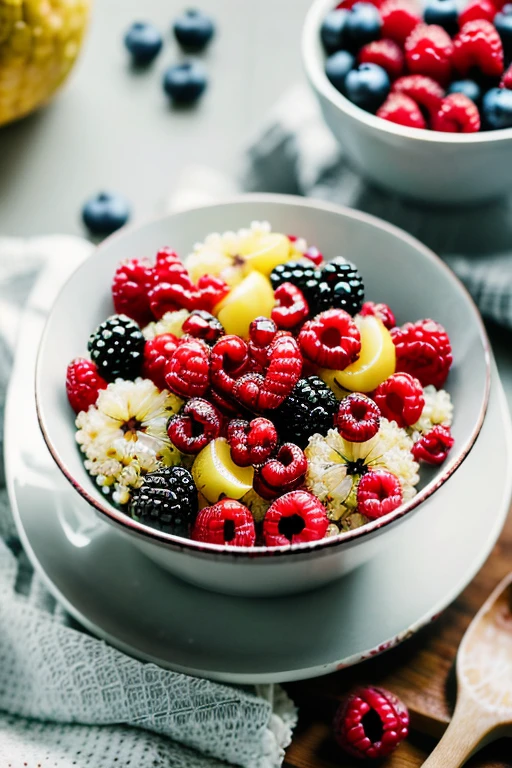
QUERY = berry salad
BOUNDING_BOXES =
[321,0,512,131]
[66,221,454,548]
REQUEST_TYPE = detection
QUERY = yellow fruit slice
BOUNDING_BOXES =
[215,271,275,338]
[320,315,396,394]
[192,438,254,503]
[241,233,292,276]
[185,248,235,284]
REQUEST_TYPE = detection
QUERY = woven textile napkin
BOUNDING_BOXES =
[0,236,296,768]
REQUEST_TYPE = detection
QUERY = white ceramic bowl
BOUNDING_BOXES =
[36,195,490,596]
[302,0,512,204]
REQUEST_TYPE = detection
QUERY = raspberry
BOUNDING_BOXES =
[148,273,229,319]
[209,388,244,417]
[501,63,512,88]
[298,309,361,370]
[141,333,179,390]
[304,246,324,266]
[453,20,504,77]
[459,0,497,27]
[334,686,409,760]
[359,39,405,79]
[88,314,145,382]
[357,469,403,519]
[192,498,256,546]
[227,417,278,467]
[360,301,396,329]
[196,273,230,312]
[248,316,279,367]
[112,258,155,327]
[168,398,223,455]
[182,309,224,344]
[373,372,425,427]
[66,358,107,414]
[255,443,307,500]
[336,393,381,442]
[233,334,303,411]
[164,338,210,398]
[405,24,454,85]
[431,92,481,132]
[392,74,445,115]
[377,92,427,128]
[412,425,454,464]
[391,318,452,388]
[273,375,338,449]
[210,335,250,399]
[380,0,421,43]
[130,466,198,536]
[152,247,183,282]
[271,283,309,330]
[263,490,329,546]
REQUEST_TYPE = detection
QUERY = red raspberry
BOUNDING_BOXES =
[336,0,382,8]
[299,309,361,370]
[392,74,445,115]
[334,686,409,760]
[111,258,155,326]
[196,274,230,312]
[431,93,481,132]
[227,417,278,467]
[255,443,307,499]
[357,469,403,519]
[412,425,454,465]
[210,335,250,398]
[164,338,210,398]
[391,318,452,388]
[66,358,107,414]
[209,388,244,417]
[141,333,179,390]
[271,283,309,330]
[380,0,421,44]
[373,372,425,428]
[359,39,405,79]
[336,393,381,442]
[459,0,497,27]
[233,334,302,411]
[248,316,278,367]
[182,310,224,344]
[360,301,396,329]
[304,246,324,266]
[377,93,427,128]
[453,20,504,77]
[192,498,256,547]
[501,63,512,88]
[148,273,229,319]
[152,247,183,282]
[167,398,223,455]
[405,24,454,85]
[263,490,329,546]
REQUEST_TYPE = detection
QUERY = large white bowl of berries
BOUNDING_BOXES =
[35,195,489,596]
[303,0,512,203]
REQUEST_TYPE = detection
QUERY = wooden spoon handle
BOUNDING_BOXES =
[422,695,493,768]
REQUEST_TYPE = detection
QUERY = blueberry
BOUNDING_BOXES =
[82,193,131,236]
[447,79,482,103]
[424,0,458,36]
[345,63,390,112]
[173,9,215,51]
[345,3,381,49]
[163,61,207,104]
[124,22,163,65]
[325,50,356,93]
[482,87,512,129]
[494,4,512,58]
[320,9,348,53]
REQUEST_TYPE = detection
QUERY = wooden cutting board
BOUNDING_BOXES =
[284,506,512,767]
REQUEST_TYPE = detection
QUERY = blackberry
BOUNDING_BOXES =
[88,314,145,382]
[130,466,198,536]
[274,376,338,449]
[321,259,365,316]
[270,261,321,298]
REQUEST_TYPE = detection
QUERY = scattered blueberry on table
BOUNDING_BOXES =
[173,9,215,52]
[124,22,163,65]
[163,61,208,104]
[81,192,131,236]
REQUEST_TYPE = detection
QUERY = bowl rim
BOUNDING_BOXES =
[35,193,491,559]
[302,0,512,146]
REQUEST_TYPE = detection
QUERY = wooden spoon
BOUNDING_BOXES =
[423,573,512,767]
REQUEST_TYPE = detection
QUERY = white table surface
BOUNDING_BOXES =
[0,0,510,400]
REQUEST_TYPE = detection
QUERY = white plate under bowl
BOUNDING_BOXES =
[6,265,512,683]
